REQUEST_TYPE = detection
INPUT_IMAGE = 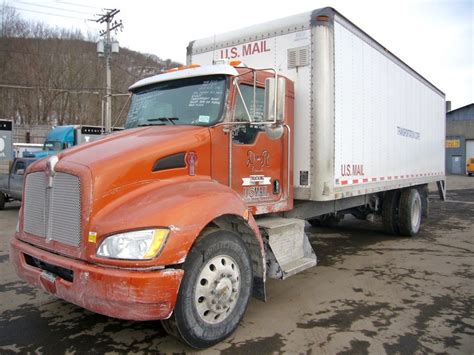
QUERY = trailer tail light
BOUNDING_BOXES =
[186,152,197,176]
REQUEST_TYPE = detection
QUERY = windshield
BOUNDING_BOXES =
[125,75,228,128]
[43,141,63,151]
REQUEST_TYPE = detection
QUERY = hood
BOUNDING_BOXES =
[57,125,211,207]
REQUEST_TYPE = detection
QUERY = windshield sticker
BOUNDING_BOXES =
[198,115,210,123]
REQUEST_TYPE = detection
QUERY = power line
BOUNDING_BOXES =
[0,83,127,94]
[9,5,89,20]
[56,0,103,11]
[12,0,94,16]
[0,83,102,94]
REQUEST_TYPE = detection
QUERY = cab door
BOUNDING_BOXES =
[230,84,284,208]
[9,160,26,199]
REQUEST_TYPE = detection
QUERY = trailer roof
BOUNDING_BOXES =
[129,64,238,91]
[188,7,444,97]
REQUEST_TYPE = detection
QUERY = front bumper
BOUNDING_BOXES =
[10,237,184,321]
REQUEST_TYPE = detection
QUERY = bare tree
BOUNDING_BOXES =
[0,5,181,127]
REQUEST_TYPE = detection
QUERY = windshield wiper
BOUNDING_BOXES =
[146,117,179,125]
[137,123,166,127]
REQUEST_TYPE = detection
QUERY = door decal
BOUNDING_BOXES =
[246,150,270,172]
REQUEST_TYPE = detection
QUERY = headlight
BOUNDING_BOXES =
[96,229,169,260]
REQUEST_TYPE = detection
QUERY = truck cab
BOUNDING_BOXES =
[24,125,105,158]
[126,64,293,214]
[24,126,75,158]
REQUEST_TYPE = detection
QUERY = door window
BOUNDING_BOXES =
[233,85,265,145]
[13,161,26,175]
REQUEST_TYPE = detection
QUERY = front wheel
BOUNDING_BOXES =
[162,230,253,349]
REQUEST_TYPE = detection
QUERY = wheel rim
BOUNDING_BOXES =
[411,196,421,229]
[194,255,241,324]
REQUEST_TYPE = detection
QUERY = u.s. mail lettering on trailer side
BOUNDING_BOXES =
[220,40,271,59]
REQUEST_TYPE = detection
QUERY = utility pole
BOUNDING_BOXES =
[96,9,122,133]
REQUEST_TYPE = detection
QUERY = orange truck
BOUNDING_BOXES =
[10,8,446,348]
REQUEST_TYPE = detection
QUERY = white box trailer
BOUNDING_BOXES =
[188,7,446,202]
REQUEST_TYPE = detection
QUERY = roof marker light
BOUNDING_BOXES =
[166,64,201,73]
[229,60,242,67]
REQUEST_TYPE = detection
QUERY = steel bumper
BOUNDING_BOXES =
[10,236,184,321]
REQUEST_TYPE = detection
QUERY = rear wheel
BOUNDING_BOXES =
[162,230,253,349]
[382,190,401,235]
[398,188,422,237]
[0,193,5,210]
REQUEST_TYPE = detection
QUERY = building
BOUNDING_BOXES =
[445,103,474,175]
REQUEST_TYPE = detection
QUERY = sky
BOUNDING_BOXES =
[4,0,474,110]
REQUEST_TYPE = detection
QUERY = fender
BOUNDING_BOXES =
[88,176,265,271]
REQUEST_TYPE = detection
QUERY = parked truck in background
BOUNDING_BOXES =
[10,8,445,349]
[23,125,110,158]
[0,158,37,209]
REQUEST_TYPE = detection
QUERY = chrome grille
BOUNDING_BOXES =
[24,173,47,237]
[24,171,82,247]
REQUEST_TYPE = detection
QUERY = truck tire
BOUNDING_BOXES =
[398,188,422,237]
[382,190,400,235]
[418,185,429,218]
[162,230,253,349]
[0,193,5,210]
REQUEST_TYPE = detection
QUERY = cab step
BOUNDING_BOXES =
[257,217,317,279]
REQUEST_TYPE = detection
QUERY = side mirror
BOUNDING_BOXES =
[16,169,25,176]
[263,77,286,123]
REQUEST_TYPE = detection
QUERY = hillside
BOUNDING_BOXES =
[0,10,181,127]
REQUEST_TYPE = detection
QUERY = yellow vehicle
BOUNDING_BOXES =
[467,158,474,176]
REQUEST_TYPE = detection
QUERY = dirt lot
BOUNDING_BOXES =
[1,176,473,354]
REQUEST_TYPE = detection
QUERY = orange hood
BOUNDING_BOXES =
[57,125,211,205]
